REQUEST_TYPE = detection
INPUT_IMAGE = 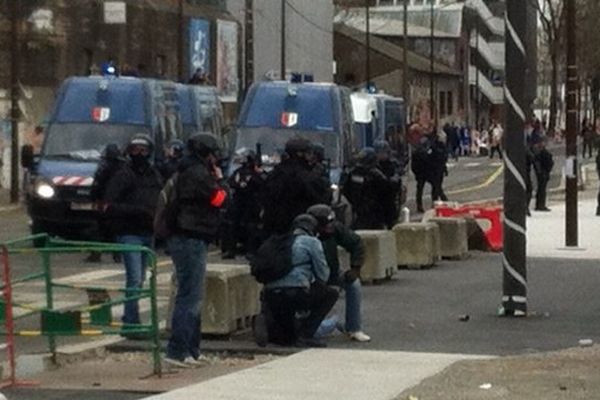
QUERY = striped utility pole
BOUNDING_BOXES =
[502,0,529,316]
[565,0,578,247]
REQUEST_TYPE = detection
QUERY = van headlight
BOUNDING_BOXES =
[35,181,56,199]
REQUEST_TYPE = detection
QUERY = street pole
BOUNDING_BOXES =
[280,0,286,80]
[475,19,480,130]
[10,0,20,204]
[177,0,184,81]
[366,0,371,89]
[430,1,435,129]
[565,0,578,247]
[403,0,409,111]
[502,0,529,316]
[244,0,254,92]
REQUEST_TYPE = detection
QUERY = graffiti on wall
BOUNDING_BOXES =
[413,39,456,69]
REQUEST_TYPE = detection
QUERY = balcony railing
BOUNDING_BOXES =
[469,65,504,105]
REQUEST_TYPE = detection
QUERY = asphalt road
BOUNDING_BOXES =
[0,388,147,400]
[1,142,598,399]
[403,142,572,212]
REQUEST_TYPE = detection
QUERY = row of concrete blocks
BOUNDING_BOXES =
[200,217,470,335]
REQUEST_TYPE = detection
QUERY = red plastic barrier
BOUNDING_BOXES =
[435,204,503,252]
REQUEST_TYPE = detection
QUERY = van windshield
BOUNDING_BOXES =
[240,85,336,132]
[235,127,340,167]
[43,123,150,161]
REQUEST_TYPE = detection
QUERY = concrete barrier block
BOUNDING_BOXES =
[355,230,397,283]
[201,263,261,335]
[392,222,440,268]
[428,217,469,259]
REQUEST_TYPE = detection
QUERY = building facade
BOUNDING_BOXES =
[336,0,511,128]
[227,0,335,90]
[0,0,241,187]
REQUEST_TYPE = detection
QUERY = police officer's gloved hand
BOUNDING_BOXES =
[344,267,361,283]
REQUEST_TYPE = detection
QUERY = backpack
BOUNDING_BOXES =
[153,173,179,240]
[250,233,296,284]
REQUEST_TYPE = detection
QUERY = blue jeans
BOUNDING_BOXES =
[166,236,207,361]
[343,279,362,333]
[117,235,152,325]
[316,278,363,337]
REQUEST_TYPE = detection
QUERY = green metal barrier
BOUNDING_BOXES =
[0,234,162,376]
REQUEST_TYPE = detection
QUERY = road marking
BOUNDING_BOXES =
[447,164,504,195]
[0,205,20,213]
[464,162,482,168]
[55,269,123,284]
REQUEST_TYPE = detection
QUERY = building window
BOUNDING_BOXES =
[378,0,395,5]
[447,91,453,116]
[439,91,446,118]
[156,54,166,77]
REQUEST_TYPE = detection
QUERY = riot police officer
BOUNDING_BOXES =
[342,147,392,229]
[374,140,403,228]
[262,138,332,235]
[223,150,266,257]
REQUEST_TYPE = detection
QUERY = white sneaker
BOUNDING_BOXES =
[184,355,209,368]
[348,331,371,342]
[164,356,191,369]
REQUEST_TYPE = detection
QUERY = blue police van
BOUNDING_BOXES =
[230,80,359,184]
[22,76,224,240]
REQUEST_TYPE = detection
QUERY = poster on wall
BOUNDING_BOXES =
[189,18,211,80]
[216,20,239,102]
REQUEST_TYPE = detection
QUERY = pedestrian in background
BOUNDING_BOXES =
[164,133,227,368]
[532,136,554,212]
[102,134,163,337]
[430,132,449,204]
[489,122,503,159]
[581,119,594,159]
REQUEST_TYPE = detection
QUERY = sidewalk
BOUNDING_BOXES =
[0,187,20,212]
[527,197,600,259]
[139,198,600,400]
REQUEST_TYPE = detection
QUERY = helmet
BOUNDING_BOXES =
[102,143,121,160]
[127,133,154,153]
[188,133,220,157]
[292,214,319,236]
[306,204,336,227]
[285,138,312,158]
[168,139,185,151]
[373,140,391,155]
[236,148,257,164]
[357,147,377,166]
[311,143,325,161]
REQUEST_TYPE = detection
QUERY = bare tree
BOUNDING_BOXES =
[576,0,600,126]
[530,0,564,133]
